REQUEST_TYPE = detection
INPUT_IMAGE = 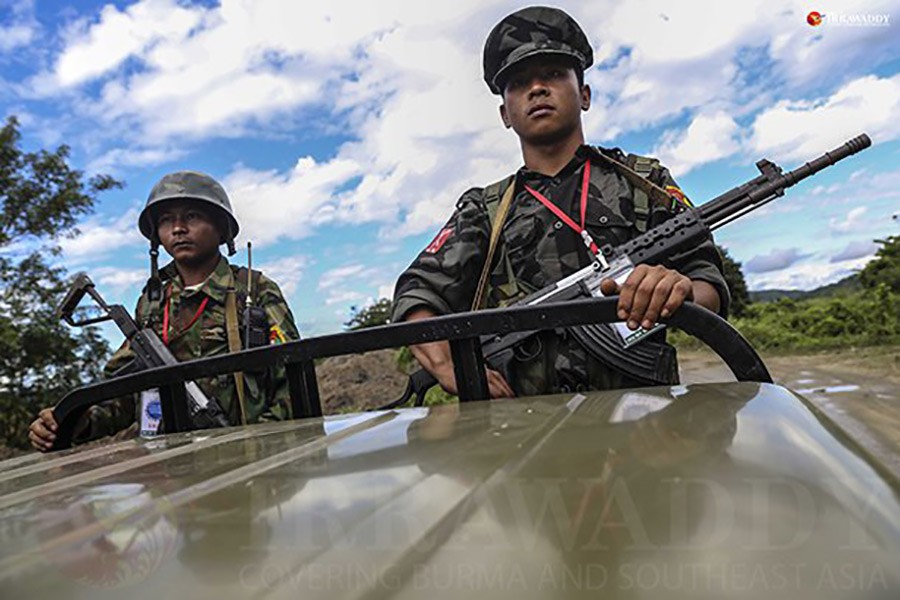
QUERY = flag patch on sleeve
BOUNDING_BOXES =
[424,227,454,254]
[665,185,694,209]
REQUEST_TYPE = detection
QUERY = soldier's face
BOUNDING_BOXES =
[499,56,590,146]
[155,200,223,266]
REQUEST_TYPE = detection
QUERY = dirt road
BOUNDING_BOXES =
[680,345,900,474]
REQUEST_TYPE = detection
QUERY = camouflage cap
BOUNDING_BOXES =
[138,170,239,242]
[483,6,593,95]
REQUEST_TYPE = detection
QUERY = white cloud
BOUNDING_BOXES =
[317,264,396,307]
[747,256,873,290]
[52,0,203,88]
[745,247,809,273]
[0,0,36,53]
[317,264,367,291]
[324,289,367,307]
[23,0,900,239]
[60,207,145,263]
[92,266,146,293]
[255,255,310,297]
[767,0,899,91]
[829,206,868,233]
[830,239,878,263]
[226,156,362,246]
[652,112,741,176]
[377,284,395,301]
[0,23,33,52]
[87,146,187,175]
[748,74,900,161]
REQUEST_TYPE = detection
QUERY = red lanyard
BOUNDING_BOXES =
[162,286,209,345]
[524,160,598,256]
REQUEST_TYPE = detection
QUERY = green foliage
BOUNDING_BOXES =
[422,386,458,405]
[717,245,750,317]
[671,285,899,352]
[395,345,415,371]
[859,236,900,293]
[672,236,899,353]
[345,298,392,330]
[0,116,121,449]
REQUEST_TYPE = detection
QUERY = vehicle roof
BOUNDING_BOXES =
[1,381,898,599]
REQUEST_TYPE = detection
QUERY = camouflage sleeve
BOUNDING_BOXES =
[391,188,492,322]
[255,273,300,421]
[649,165,732,318]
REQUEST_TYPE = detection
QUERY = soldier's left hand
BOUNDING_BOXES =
[600,264,693,330]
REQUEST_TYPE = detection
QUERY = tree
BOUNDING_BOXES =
[0,116,121,449]
[858,236,899,293]
[345,298,392,330]
[717,245,751,318]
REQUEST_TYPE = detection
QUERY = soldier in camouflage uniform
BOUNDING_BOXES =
[29,171,300,451]
[391,6,730,398]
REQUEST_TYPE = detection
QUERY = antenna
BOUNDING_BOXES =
[247,241,254,307]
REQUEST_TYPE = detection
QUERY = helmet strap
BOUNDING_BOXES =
[147,241,163,302]
[226,236,236,256]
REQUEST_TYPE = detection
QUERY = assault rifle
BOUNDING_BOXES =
[58,273,231,431]
[387,134,872,407]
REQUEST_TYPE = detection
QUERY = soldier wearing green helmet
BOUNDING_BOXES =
[29,171,300,451]
[392,6,730,398]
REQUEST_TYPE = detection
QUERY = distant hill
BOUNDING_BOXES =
[749,274,862,303]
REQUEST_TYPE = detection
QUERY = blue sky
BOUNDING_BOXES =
[1,0,898,338]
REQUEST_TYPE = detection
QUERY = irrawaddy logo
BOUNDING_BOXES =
[807,10,891,26]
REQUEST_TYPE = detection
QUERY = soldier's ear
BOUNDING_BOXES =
[581,84,591,112]
[499,103,511,129]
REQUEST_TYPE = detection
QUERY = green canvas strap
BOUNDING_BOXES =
[225,287,248,425]
[590,149,670,233]
[472,177,516,311]
[628,156,657,232]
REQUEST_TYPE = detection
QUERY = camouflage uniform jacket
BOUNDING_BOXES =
[77,256,300,442]
[392,145,731,396]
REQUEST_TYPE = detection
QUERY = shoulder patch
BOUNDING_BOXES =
[269,324,288,344]
[664,185,694,209]
[424,227,454,254]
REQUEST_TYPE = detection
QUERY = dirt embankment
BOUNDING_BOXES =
[317,349,409,413]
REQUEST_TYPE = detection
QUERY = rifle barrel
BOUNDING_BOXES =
[699,134,871,227]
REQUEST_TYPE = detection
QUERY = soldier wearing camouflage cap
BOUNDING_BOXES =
[392,6,730,398]
[29,171,300,451]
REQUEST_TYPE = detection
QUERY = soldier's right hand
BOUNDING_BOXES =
[28,408,58,452]
[405,307,515,400]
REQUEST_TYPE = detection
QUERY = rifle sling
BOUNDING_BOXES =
[472,181,516,311]
[590,148,673,211]
[225,288,249,425]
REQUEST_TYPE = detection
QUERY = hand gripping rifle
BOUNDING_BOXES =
[385,134,872,408]
[58,274,231,430]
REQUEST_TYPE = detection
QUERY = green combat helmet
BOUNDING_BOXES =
[483,5,594,95]
[139,170,240,303]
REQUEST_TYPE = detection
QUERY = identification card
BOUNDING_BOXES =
[600,256,666,348]
[140,389,162,438]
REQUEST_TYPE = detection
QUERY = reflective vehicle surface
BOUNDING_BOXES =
[2,381,898,599]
